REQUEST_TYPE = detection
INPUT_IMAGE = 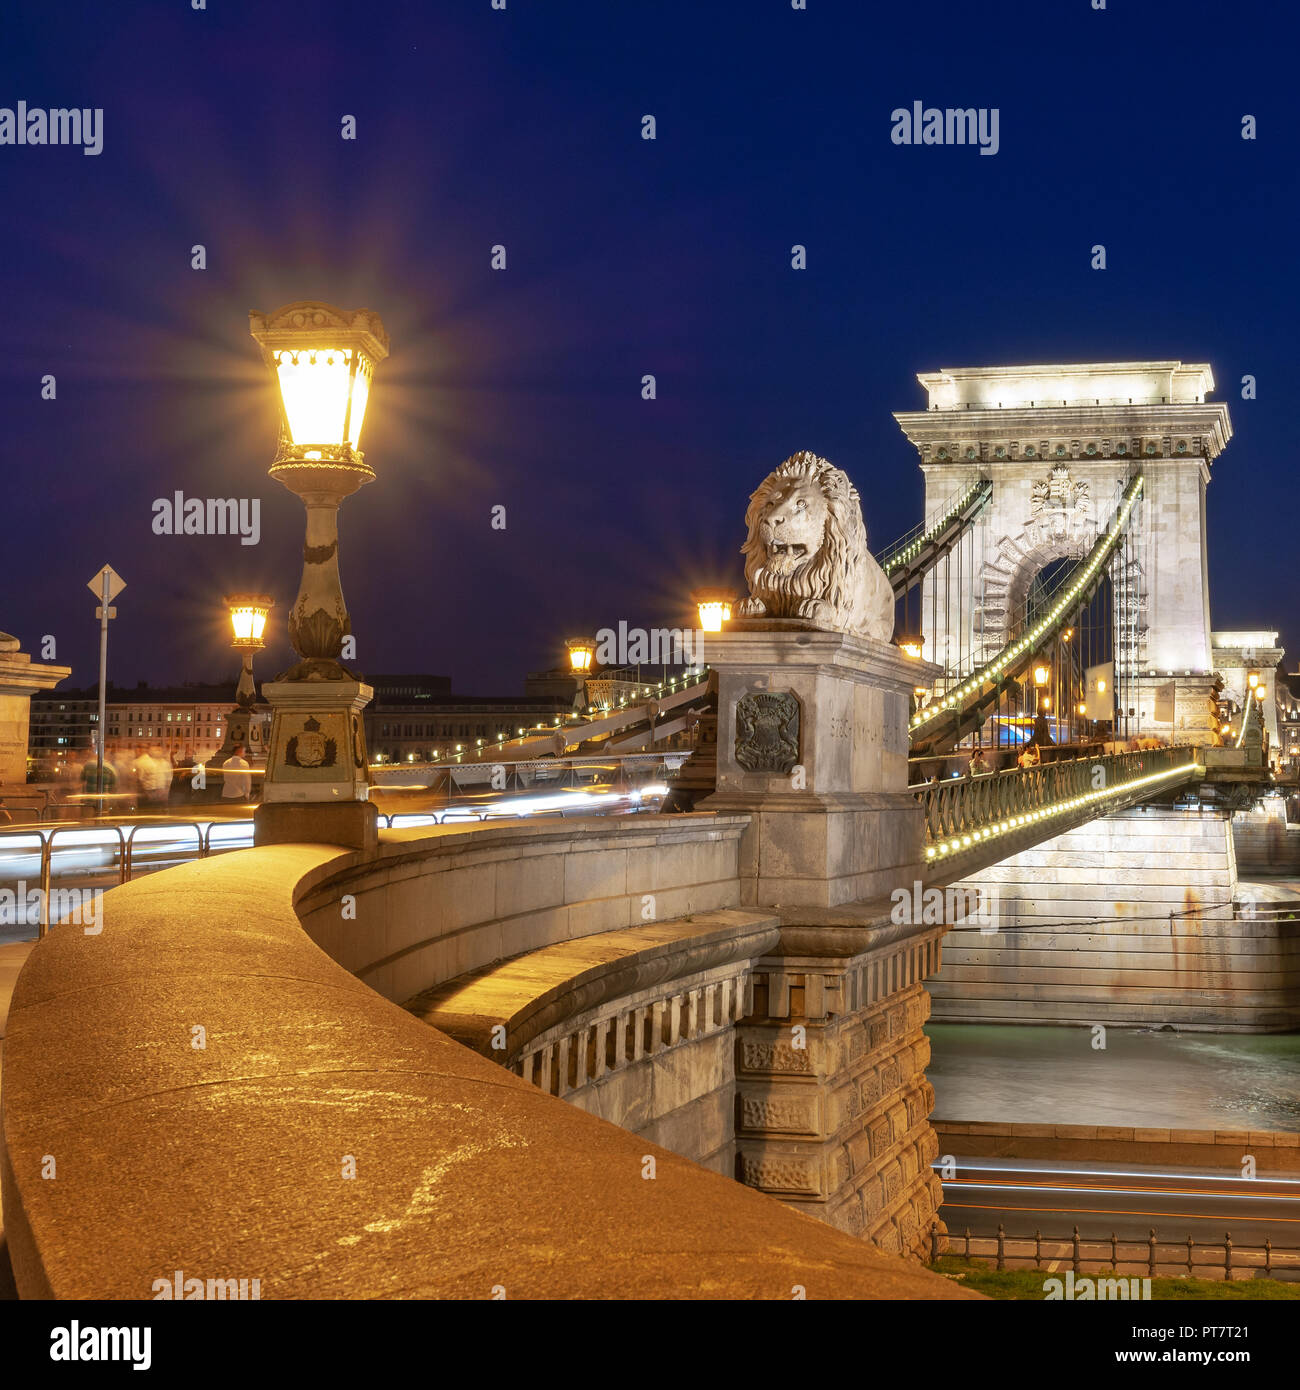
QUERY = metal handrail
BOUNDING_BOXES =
[38,825,128,938]
[123,821,203,883]
[915,747,1199,848]
[877,475,992,578]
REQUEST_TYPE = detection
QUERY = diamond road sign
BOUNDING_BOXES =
[86,565,126,603]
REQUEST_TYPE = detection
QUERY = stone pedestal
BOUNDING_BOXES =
[0,634,71,788]
[255,678,376,848]
[699,621,937,908]
[255,799,378,850]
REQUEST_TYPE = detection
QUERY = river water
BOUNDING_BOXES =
[927,1022,1300,1132]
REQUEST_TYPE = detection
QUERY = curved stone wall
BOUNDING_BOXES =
[294,814,751,1004]
[0,834,969,1300]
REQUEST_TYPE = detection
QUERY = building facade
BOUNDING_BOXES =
[29,681,264,772]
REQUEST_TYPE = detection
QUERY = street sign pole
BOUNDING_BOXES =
[86,565,126,820]
[96,571,109,817]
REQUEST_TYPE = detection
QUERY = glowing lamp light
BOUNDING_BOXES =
[692,587,736,633]
[224,594,274,650]
[565,637,596,673]
[1248,673,1260,689]
[1078,702,1088,715]
[1033,664,1050,687]
[249,303,389,469]
[1097,677,1107,694]
[897,633,925,660]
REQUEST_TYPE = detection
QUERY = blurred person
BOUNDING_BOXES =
[968,746,990,776]
[221,744,252,802]
[1017,742,1040,769]
[133,744,171,808]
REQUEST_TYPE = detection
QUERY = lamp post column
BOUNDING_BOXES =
[247,301,389,851]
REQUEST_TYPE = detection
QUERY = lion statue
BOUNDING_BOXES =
[736,451,894,643]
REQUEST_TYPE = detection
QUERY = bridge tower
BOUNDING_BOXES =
[894,362,1232,746]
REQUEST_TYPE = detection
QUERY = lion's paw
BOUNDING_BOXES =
[795,598,831,624]
[736,596,767,617]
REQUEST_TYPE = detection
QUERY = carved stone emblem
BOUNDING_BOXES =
[1030,465,1090,521]
[285,715,338,769]
[734,691,800,773]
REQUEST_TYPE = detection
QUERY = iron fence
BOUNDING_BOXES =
[932,1221,1300,1283]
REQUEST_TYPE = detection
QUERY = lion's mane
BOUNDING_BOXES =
[738,451,894,643]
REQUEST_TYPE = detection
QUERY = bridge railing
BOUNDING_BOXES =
[916,746,1200,861]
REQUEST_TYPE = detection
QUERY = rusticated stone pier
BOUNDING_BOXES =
[737,926,946,1255]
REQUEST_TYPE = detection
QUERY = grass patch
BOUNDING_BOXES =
[929,1255,1300,1301]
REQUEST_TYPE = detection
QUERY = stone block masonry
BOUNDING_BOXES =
[934,805,1300,1030]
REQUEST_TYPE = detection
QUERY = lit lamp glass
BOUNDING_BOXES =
[1248,673,1260,689]
[1078,702,1087,716]
[692,588,736,633]
[565,637,596,673]
[1033,664,1050,687]
[226,594,274,650]
[251,304,387,469]
[896,633,925,660]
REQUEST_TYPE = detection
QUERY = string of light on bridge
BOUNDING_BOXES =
[910,474,1144,735]
[879,477,990,576]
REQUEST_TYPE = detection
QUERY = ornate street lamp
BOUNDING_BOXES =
[565,637,596,673]
[564,637,597,712]
[248,301,389,848]
[692,588,735,634]
[212,593,273,770]
[1031,657,1054,747]
[895,632,925,660]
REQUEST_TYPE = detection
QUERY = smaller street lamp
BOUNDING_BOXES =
[1031,657,1054,747]
[692,588,735,634]
[213,593,274,772]
[565,637,596,673]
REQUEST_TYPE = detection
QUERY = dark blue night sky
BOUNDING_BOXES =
[0,1,1294,694]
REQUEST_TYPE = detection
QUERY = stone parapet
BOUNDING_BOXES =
[1,847,973,1300]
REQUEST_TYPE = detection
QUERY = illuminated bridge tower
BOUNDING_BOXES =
[893,362,1233,746]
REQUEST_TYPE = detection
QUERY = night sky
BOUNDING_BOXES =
[1,1,1294,696]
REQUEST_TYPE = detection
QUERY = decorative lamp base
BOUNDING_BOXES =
[259,678,374,804]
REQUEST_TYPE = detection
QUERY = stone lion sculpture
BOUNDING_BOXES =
[736,451,895,643]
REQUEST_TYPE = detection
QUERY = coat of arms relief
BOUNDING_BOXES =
[1029,465,1090,540]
